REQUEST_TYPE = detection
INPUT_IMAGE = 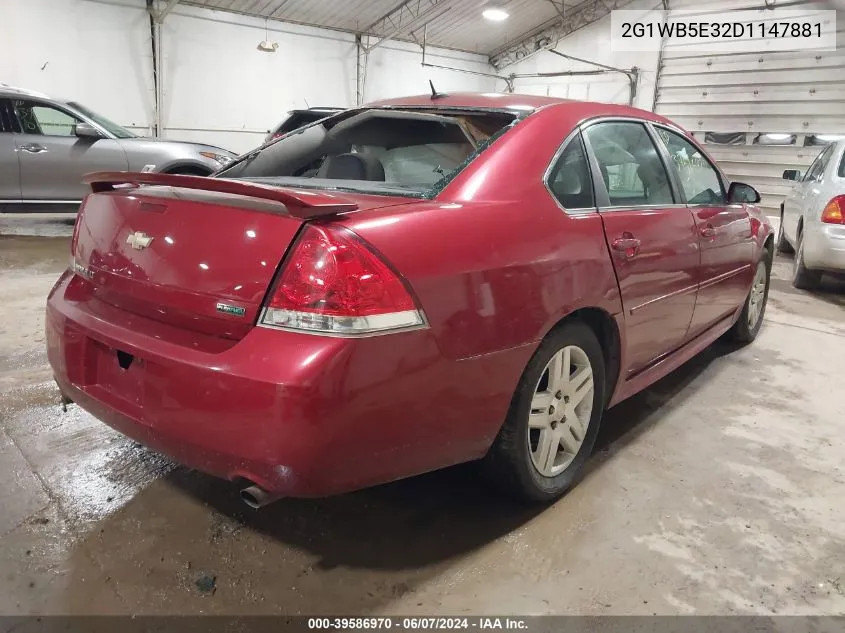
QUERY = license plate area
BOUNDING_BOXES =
[91,340,146,407]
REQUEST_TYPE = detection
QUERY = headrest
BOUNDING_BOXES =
[316,152,385,181]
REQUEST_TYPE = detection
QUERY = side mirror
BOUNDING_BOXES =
[728,182,761,204]
[782,169,801,181]
[74,122,103,139]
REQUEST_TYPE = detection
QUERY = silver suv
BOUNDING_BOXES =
[0,85,238,212]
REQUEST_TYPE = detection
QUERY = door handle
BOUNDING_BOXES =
[611,234,641,257]
[19,143,48,154]
[700,224,717,239]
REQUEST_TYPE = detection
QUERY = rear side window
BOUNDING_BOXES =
[655,127,725,205]
[839,145,845,178]
[585,121,674,207]
[546,133,594,209]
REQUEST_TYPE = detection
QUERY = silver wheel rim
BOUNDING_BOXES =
[747,261,767,329]
[528,345,595,477]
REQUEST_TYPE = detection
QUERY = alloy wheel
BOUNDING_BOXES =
[528,345,594,477]
[747,261,767,329]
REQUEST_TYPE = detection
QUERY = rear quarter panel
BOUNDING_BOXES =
[341,104,624,362]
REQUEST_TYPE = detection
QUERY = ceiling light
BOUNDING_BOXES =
[482,6,509,21]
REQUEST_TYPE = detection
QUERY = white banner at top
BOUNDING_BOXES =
[610,9,837,53]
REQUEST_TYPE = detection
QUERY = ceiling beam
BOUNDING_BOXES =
[545,0,567,20]
[361,1,451,53]
[489,0,638,70]
[360,0,449,37]
[153,0,180,22]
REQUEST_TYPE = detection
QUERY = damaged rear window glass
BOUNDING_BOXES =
[217,108,521,198]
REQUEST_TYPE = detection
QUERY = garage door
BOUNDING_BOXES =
[655,0,845,217]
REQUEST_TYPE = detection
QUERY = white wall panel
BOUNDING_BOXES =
[655,1,844,215]
[365,41,497,103]
[160,5,356,153]
[2,0,496,155]
[0,0,154,133]
[501,0,662,111]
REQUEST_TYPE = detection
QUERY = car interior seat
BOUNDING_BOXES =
[315,152,386,181]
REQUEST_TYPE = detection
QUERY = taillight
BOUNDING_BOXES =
[821,195,845,224]
[70,195,87,255]
[259,225,425,335]
[68,196,87,272]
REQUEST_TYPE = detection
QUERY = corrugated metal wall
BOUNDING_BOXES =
[655,0,845,216]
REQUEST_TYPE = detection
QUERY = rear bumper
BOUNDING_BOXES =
[803,223,845,272]
[46,272,532,497]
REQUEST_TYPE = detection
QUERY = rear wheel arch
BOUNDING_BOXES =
[546,307,621,409]
[763,234,774,263]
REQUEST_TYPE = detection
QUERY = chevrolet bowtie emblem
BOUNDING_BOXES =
[126,231,153,250]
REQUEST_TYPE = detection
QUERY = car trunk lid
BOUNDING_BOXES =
[71,172,418,340]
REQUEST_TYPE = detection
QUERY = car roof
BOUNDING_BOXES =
[364,91,675,124]
[365,92,569,110]
[0,84,53,100]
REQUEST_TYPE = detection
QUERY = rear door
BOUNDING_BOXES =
[0,99,21,201]
[11,98,128,201]
[583,119,700,376]
[653,125,753,336]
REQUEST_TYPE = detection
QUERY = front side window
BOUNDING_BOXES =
[655,127,725,205]
[13,100,81,137]
[584,121,674,207]
[218,107,519,198]
[66,102,135,138]
[546,132,594,209]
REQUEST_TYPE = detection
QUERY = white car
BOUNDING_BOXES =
[779,139,845,289]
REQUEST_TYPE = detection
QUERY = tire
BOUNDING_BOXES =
[485,321,606,503]
[727,255,770,344]
[792,228,822,290]
[776,208,793,254]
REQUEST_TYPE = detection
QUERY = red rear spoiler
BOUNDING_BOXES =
[81,171,358,219]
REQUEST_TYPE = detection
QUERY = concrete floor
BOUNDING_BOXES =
[1,213,844,616]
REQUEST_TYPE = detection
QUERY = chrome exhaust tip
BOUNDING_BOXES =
[240,484,282,509]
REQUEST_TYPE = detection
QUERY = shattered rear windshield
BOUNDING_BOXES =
[217,107,524,198]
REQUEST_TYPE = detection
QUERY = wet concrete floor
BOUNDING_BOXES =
[1,213,844,615]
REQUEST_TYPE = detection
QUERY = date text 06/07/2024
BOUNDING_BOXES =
[306,617,529,630]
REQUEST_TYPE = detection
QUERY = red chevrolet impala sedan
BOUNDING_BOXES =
[46,93,773,506]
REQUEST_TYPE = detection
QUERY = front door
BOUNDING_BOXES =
[583,120,700,376]
[653,126,753,335]
[10,98,127,201]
